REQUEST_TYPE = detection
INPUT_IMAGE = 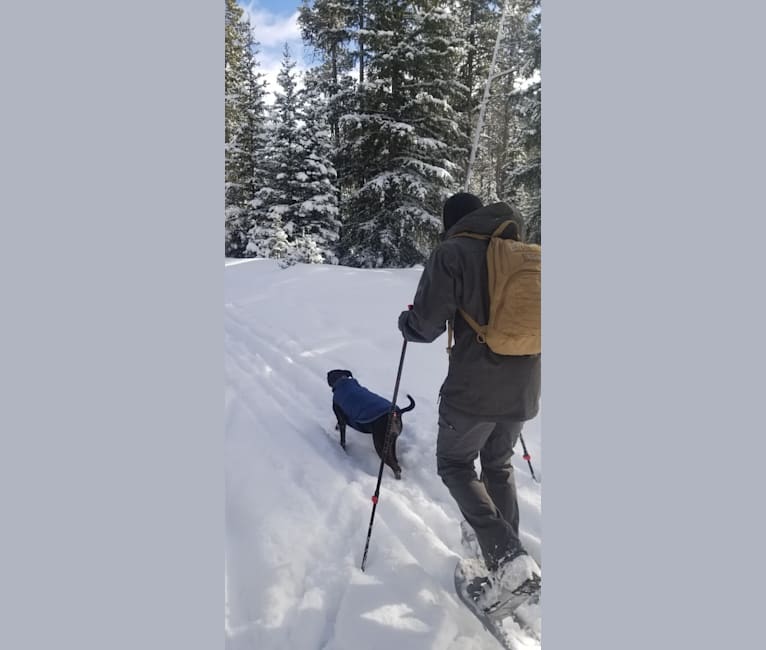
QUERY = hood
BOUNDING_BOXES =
[443,201,526,241]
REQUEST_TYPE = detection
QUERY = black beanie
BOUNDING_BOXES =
[442,192,483,232]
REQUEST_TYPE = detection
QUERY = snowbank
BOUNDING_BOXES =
[225,259,541,649]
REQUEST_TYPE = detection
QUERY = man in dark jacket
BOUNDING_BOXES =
[398,192,541,602]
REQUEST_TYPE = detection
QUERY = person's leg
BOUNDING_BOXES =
[480,421,523,543]
[474,420,541,606]
[436,402,516,571]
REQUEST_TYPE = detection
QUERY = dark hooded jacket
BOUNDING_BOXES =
[398,202,541,420]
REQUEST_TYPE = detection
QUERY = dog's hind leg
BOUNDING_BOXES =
[373,417,402,480]
[388,438,402,480]
[371,424,387,466]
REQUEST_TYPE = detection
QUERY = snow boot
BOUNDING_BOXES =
[475,551,541,613]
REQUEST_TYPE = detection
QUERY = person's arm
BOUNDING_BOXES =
[398,244,461,343]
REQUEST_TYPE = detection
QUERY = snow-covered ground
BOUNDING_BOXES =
[225,258,542,650]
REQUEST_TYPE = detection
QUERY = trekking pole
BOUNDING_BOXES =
[518,432,538,482]
[360,308,411,572]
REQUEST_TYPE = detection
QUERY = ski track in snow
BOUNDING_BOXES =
[225,259,542,650]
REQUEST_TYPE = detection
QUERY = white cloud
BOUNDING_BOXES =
[238,3,307,104]
[240,4,301,49]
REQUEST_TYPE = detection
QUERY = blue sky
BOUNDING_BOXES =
[237,0,312,100]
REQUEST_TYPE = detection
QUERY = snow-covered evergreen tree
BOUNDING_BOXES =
[225,0,249,256]
[225,0,269,257]
[461,0,505,202]
[298,0,356,151]
[299,0,359,263]
[249,45,304,257]
[463,1,540,243]
[246,208,292,260]
[455,0,501,163]
[225,0,246,148]
[248,47,341,264]
[502,0,540,243]
[295,68,341,263]
[284,0,541,266]
[402,3,470,222]
[339,0,468,267]
[286,230,327,265]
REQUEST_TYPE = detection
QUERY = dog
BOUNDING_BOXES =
[326,369,415,479]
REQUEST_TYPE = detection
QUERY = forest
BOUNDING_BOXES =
[225,0,540,267]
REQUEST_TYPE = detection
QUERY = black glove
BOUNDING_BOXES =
[397,309,411,334]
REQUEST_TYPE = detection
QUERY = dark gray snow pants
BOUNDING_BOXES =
[437,401,526,571]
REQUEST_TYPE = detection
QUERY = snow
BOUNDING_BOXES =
[396,157,455,181]
[225,258,542,650]
[339,113,416,136]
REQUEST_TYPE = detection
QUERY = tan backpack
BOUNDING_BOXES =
[449,220,541,356]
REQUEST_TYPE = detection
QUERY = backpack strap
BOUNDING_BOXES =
[446,312,486,355]
[457,308,487,343]
[491,219,518,239]
[447,219,520,348]
[449,222,516,344]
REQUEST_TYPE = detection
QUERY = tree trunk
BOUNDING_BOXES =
[358,0,365,85]
[331,42,340,150]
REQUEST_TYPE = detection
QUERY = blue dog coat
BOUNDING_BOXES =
[332,377,391,430]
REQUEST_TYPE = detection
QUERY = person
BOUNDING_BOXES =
[397,192,541,604]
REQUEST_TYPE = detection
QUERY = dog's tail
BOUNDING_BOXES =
[399,394,416,414]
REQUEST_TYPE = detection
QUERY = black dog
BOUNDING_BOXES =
[327,369,415,479]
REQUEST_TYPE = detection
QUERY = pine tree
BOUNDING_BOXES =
[339,0,469,267]
[225,0,269,257]
[225,0,245,147]
[249,44,304,257]
[462,0,506,201]
[225,0,249,256]
[502,0,540,243]
[337,0,410,266]
[294,68,341,263]
[402,2,470,227]
[286,229,327,265]
[290,0,539,265]
[248,45,342,265]
[298,0,356,151]
[299,0,359,264]
[246,207,292,261]
[455,0,500,175]
[462,0,541,243]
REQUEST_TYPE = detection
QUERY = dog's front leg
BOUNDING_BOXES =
[333,404,348,451]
